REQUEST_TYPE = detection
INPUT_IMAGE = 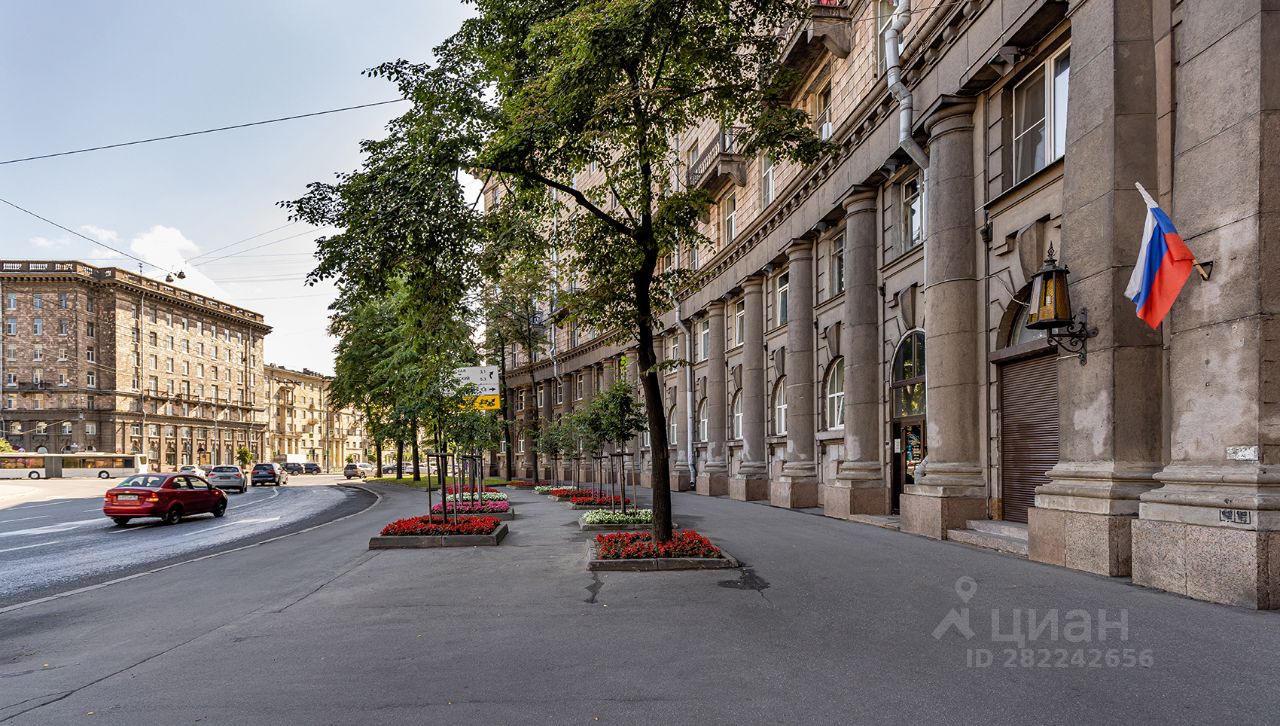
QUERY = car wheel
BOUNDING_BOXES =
[212,500,226,518]
[98,470,110,479]
[111,517,131,526]
[162,506,183,525]
[27,471,39,479]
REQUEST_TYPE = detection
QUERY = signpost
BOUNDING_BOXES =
[455,366,500,410]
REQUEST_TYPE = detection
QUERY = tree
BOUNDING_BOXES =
[286,0,827,540]
[0,438,14,453]
[584,381,648,511]
[236,447,252,467]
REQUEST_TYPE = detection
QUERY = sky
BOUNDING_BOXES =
[0,0,477,375]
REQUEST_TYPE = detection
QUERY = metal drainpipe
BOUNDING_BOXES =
[885,0,929,171]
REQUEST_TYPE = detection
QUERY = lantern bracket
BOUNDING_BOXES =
[1046,307,1098,366]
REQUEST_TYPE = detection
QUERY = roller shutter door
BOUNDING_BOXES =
[999,354,1058,523]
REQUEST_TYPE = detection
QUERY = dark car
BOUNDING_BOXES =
[103,473,227,526]
[251,463,289,486]
[303,463,321,475]
[282,462,304,475]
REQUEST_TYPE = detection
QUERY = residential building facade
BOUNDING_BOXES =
[497,0,1280,608]
[264,364,368,469]
[0,260,270,466]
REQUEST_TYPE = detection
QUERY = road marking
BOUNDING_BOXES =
[6,501,65,510]
[179,516,281,537]
[0,518,104,538]
[230,487,280,511]
[0,485,383,615]
[0,515,51,524]
[0,540,61,554]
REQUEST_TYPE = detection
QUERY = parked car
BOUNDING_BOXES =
[251,463,288,486]
[208,465,248,494]
[178,464,209,477]
[103,472,227,526]
[282,462,304,475]
[303,463,322,475]
[344,462,374,480]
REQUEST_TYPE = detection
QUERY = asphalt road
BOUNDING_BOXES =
[1,483,1278,725]
[0,475,372,607]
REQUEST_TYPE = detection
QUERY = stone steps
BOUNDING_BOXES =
[946,520,1028,557]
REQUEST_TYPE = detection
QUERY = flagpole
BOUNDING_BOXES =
[1134,182,1211,281]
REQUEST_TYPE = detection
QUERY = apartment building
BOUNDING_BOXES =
[264,364,368,469]
[497,0,1280,608]
[0,260,270,466]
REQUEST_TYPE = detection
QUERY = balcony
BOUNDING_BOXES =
[779,1,852,81]
[687,127,748,192]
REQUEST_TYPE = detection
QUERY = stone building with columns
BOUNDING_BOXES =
[497,0,1279,609]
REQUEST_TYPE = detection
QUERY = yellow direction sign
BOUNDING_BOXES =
[470,394,500,411]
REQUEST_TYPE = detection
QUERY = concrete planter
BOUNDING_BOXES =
[369,522,509,549]
[434,508,516,521]
[578,515,674,531]
[569,503,634,510]
[586,541,738,571]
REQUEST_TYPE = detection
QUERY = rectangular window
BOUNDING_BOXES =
[32,345,43,361]
[58,292,68,309]
[3,318,13,335]
[875,0,893,73]
[555,380,563,404]
[33,318,43,335]
[86,371,97,388]
[31,369,42,385]
[761,156,775,205]
[776,272,790,326]
[33,293,43,309]
[86,321,95,338]
[3,373,13,386]
[700,320,711,362]
[4,345,13,361]
[536,384,544,408]
[86,297,94,312]
[1014,46,1070,182]
[86,347,95,363]
[830,233,846,296]
[814,83,832,140]
[735,300,745,345]
[722,192,737,243]
[85,422,97,435]
[4,293,14,310]
[58,370,67,386]
[57,319,68,335]
[902,178,923,252]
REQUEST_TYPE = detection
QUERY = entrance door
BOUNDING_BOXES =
[998,354,1059,523]
[891,418,926,513]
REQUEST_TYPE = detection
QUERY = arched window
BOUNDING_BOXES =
[668,405,677,445]
[772,377,788,435]
[731,391,743,440]
[825,357,845,430]
[892,332,926,417]
[696,398,708,442]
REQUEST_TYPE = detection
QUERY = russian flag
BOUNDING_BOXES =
[1124,184,1195,329]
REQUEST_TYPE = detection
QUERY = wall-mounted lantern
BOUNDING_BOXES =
[1025,243,1097,365]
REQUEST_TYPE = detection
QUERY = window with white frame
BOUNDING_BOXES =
[734,299,745,345]
[830,233,845,297]
[86,370,97,388]
[1014,45,1071,182]
[776,271,790,326]
[772,377,788,435]
[4,293,14,310]
[555,380,563,404]
[902,177,923,252]
[722,192,737,243]
[699,320,710,361]
[576,372,585,400]
[668,405,678,444]
[761,156,776,205]
[814,82,833,140]
[875,0,894,72]
[536,384,545,408]
[697,399,708,442]
[3,318,13,335]
[731,391,743,440]
[33,318,43,335]
[825,358,845,430]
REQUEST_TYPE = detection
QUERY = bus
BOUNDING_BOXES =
[0,453,151,480]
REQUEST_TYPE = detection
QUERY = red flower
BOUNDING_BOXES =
[594,530,723,559]
[379,515,502,536]
[570,495,631,506]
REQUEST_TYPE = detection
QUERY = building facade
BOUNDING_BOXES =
[0,260,270,466]
[498,0,1280,608]
[264,364,368,469]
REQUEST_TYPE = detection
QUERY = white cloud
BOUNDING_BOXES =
[127,225,230,301]
[79,224,119,243]
[30,236,65,249]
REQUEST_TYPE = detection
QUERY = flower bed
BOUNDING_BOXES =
[430,501,510,514]
[581,508,653,525]
[445,491,509,502]
[506,479,543,489]
[569,494,631,507]
[547,486,590,497]
[594,530,724,560]
[379,515,502,537]
[446,485,502,494]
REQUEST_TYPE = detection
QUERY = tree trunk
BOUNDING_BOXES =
[499,337,514,481]
[396,438,404,479]
[634,253,672,541]
[411,417,421,482]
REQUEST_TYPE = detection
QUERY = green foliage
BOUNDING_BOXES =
[236,447,252,467]
[0,438,13,453]
[590,381,648,448]
[448,409,503,454]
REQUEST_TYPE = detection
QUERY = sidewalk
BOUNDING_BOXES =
[6,482,1279,724]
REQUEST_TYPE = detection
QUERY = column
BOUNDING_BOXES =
[1129,0,1279,608]
[671,329,691,490]
[772,239,820,508]
[1028,0,1163,576]
[730,275,769,500]
[830,188,887,516]
[900,99,987,538]
[697,300,730,495]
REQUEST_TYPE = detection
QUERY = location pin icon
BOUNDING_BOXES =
[955,576,977,603]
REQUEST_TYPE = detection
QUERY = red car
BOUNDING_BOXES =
[103,472,228,526]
